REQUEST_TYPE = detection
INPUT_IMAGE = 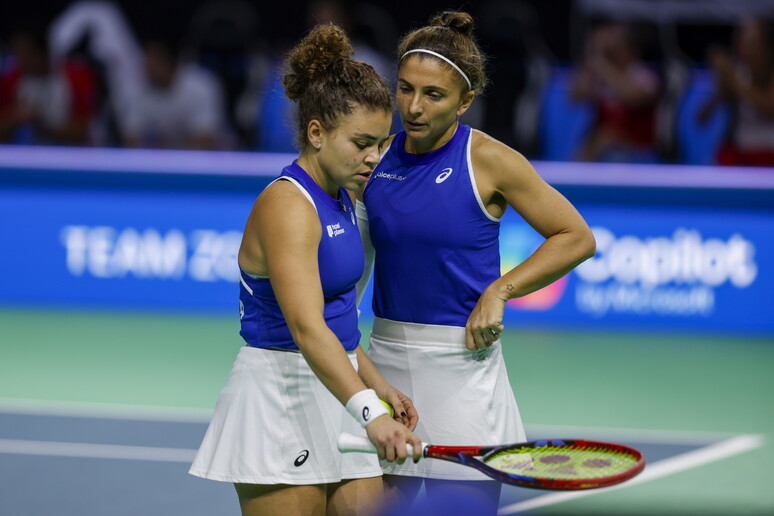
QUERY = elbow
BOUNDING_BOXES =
[285,316,326,351]
[578,228,597,263]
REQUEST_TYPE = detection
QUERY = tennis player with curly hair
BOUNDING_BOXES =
[190,23,422,516]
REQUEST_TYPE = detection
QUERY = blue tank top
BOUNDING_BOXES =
[364,124,500,327]
[239,162,363,351]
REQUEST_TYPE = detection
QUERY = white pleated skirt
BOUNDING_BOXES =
[189,346,381,485]
[367,317,526,480]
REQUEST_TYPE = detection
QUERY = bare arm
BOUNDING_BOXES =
[354,346,418,431]
[465,132,596,350]
[242,180,420,459]
[247,181,365,403]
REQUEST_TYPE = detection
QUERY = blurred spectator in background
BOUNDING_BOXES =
[121,36,232,150]
[699,17,774,167]
[49,0,144,146]
[306,0,394,82]
[0,24,96,145]
[571,21,661,163]
[186,0,272,148]
[475,0,551,155]
[252,62,297,152]
[254,0,396,152]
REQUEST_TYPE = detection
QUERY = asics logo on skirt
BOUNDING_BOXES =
[294,449,310,467]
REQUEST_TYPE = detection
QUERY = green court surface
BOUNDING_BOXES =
[1,307,772,514]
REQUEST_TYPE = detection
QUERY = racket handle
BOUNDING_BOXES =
[337,433,424,457]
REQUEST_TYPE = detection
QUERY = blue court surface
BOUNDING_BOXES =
[1,306,773,514]
[0,407,764,515]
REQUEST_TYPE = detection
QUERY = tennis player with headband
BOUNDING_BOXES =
[357,11,596,513]
[189,24,422,516]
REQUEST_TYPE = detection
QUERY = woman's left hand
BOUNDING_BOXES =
[375,386,419,431]
[465,286,507,351]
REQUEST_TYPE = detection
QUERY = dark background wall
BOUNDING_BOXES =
[3,0,574,60]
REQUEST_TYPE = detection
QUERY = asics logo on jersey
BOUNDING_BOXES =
[435,168,453,183]
[326,223,345,237]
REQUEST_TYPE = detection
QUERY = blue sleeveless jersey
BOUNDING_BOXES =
[239,162,363,351]
[364,124,500,327]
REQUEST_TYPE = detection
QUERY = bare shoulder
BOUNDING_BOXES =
[257,178,314,212]
[240,178,320,275]
[470,129,538,186]
[251,179,320,236]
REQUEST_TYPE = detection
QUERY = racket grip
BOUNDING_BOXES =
[337,432,422,456]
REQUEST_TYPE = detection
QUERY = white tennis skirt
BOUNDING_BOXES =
[189,346,381,485]
[368,318,526,481]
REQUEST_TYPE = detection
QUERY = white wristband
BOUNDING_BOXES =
[345,389,388,428]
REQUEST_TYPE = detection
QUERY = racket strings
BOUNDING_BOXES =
[485,445,640,480]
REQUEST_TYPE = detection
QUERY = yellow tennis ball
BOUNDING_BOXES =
[380,399,395,418]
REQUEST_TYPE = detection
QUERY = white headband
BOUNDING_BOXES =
[400,49,472,90]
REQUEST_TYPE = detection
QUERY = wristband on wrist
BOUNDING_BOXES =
[345,389,389,428]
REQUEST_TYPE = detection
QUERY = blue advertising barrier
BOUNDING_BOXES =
[1,146,773,334]
[500,204,771,334]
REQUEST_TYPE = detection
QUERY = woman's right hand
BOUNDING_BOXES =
[365,415,423,463]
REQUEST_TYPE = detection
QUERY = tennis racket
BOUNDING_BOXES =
[337,433,645,490]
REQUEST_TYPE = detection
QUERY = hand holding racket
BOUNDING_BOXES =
[338,433,645,490]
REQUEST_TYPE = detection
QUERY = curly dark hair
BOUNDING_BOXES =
[283,23,393,149]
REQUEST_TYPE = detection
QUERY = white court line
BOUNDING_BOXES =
[0,438,196,463]
[525,423,735,445]
[498,434,765,515]
[0,432,763,479]
[0,398,741,443]
[0,398,212,423]
[0,395,765,506]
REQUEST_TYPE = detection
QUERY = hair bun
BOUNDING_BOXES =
[284,23,354,101]
[430,11,475,38]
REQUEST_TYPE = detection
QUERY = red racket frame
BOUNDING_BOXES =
[424,439,645,490]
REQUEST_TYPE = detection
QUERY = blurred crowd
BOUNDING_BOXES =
[1,0,773,166]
